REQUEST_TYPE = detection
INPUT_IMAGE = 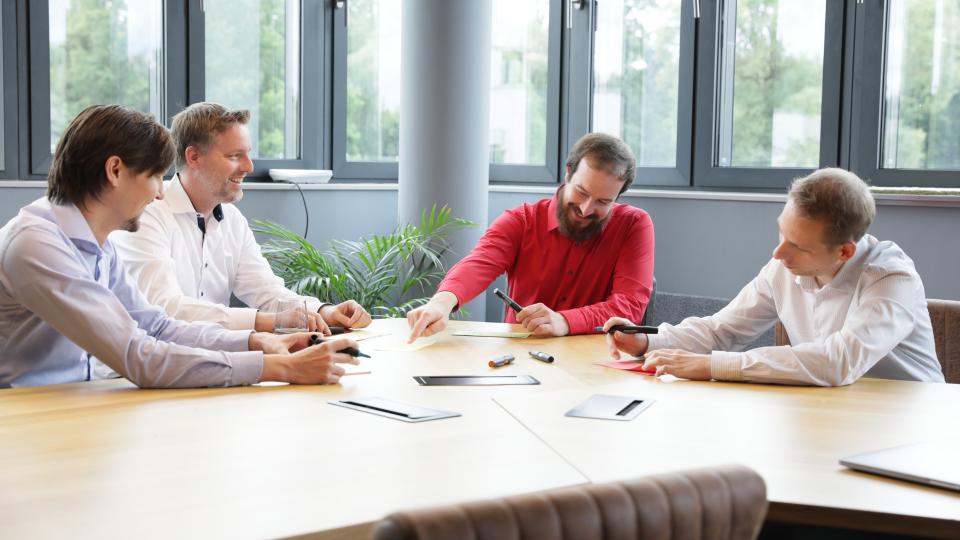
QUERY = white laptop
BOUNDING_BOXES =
[840,442,960,492]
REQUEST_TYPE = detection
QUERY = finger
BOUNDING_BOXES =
[345,307,366,327]
[333,352,361,366]
[329,364,347,377]
[523,316,550,331]
[515,304,538,323]
[325,373,342,385]
[316,316,332,336]
[605,333,621,360]
[602,317,634,332]
[408,313,430,343]
[532,324,553,338]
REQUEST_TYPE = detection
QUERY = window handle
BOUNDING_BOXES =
[693,0,701,19]
[567,0,587,29]
[334,0,347,26]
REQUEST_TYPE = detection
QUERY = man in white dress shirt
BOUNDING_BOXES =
[112,102,371,334]
[604,168,944,386]
[0,105,359,388]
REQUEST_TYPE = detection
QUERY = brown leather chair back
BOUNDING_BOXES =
[372,464,767,540]
[774,298,960,384]
[927,299,960,383]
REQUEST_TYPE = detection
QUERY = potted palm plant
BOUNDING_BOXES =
[253,205,475,318]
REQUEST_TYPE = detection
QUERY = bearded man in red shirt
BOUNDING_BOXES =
[407,133,654,341]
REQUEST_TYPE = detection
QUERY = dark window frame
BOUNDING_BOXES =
[849,0,960,188]
[186,0,325,179]
[0,1,19,179]
[332,0,564,185]
[567,0,695,187]
[692,0,846,190]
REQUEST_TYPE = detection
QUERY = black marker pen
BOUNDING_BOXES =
[309,334,371,358]
[596,325,659,335]
[493,288,523,312]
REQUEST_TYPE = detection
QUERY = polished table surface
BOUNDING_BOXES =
[1,319,959,539]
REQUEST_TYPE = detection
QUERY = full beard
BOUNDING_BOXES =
[556,188,609,242]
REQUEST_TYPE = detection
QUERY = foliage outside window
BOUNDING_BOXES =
[719,0,825,168]
[205,0,300,160]
[882,0,960,171]
[49,0,163,152]
[593,0,681,168]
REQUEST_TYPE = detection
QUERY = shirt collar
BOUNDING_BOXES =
[50,201,103,255]
[794,235,871,293]
[546,188,561,232]
[168,174,223,222]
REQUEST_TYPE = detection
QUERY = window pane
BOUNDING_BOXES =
[49,0,163,153]
[717,0,825,168]
[205,0,300,160]
[490,0,549,166]
[882,0,960,171]
[593,0,681,168]
[346,0,401,162]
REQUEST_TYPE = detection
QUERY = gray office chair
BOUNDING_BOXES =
[372,464,768,540]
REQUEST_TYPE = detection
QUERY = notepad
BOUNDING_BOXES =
[597,359,656,375]
[452,330,532,338]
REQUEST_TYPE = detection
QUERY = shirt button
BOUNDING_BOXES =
[204,263,208,268]
[200,292,204,296]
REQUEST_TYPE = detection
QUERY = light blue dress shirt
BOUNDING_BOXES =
[0,198,264,388]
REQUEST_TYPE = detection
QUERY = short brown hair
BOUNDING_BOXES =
[171,102,250,171]
[48,105,174,207]
[788,168,876,245]
[565,133,637,194]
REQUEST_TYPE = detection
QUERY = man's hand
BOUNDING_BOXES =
[603,317,649,360]
[406,291,458,343]
[255,310,331,335]
[260,338,361,385]
[515,303,569,337]
[643,349,711,380]
[320,300,372,329]
[248,331,316,354]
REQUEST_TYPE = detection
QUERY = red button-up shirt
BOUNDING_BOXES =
[438,194,654,334]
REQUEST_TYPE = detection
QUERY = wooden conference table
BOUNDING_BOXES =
[1,319,958,539]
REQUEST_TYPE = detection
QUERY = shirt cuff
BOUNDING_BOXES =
[227,307,259,330]
[710,351,744,381]
[646,332,668,351]
[557,309,588,335]
[228,351,264,386]
[221,329,257,352]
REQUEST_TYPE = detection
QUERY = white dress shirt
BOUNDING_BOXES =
[111,176,323,330]
[0,198,263,388]
[647,235,944,386]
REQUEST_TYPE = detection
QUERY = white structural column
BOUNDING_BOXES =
[398,0,491,320]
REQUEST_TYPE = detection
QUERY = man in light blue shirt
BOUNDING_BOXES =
[0,105,359,388]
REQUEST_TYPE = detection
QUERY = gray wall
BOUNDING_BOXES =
[3,184,958,322]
